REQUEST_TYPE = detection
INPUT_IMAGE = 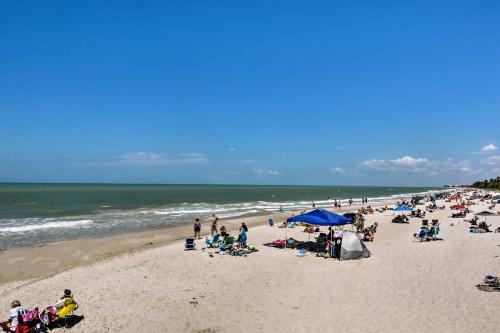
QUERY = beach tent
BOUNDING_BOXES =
[394,205,412,212]
[287,209,352,226]
[338,232,371,260]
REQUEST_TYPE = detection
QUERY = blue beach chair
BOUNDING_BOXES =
[205,234,220,248]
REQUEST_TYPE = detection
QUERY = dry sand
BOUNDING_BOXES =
[1,200,499,332]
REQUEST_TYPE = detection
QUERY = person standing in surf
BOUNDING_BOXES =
[193,218,202,239]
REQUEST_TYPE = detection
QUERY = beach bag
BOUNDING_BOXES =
[21,309,38,323]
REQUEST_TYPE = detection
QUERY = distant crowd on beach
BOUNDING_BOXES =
[310,197,369,210]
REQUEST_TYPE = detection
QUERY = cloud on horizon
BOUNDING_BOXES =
[329,166,345,174]
[331,155,490,183]
[79,152,209,167]
[253,167,279,176]
[359,156,435,174]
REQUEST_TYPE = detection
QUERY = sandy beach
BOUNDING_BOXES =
[1,198,499,332]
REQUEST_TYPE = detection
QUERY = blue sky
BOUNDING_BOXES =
[1,1,499,186]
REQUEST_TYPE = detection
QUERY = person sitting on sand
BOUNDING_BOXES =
[2,300,28,332]
[54,289,78,318]
[303,224,315,233]
[478,221,491,233]
[238,226,247,248]
[278,221,288,228]
[363,228,374,242]
[219,226,227,239]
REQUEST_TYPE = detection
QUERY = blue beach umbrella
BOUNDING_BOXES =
[394,205,412,212]
[287,209,352,226]
[286,209,352,249]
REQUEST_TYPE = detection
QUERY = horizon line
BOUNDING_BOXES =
[0,181,444,188]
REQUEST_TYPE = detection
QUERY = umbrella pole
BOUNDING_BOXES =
[285,223,288,249]
[330,228,333,258]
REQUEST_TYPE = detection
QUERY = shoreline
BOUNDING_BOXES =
[0,201,382,284]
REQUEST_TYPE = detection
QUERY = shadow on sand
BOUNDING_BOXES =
[48,315,84,330]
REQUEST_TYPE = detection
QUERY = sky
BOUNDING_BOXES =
[1,1,499,186]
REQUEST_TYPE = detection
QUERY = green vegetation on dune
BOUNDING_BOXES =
[472,176,500,190]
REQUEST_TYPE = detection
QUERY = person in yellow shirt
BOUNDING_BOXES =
[55,289,78,318]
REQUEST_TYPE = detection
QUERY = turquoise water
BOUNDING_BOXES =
[0,183,441,248]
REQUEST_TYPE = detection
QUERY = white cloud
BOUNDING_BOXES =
[391,156,430,167]
[481,144,497,152]
[329,166,344,174]
[480,155,500,166]
[359,156,433,174]
[253,167,279,176]
[357,156,484,177]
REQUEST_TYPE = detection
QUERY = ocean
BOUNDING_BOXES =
[0,183,442,248]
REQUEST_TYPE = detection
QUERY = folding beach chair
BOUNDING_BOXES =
[185,238,196,250]
[205,234,220,248]
[220,236,234,251]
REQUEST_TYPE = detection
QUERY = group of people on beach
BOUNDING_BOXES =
[194,214,249,248]
[194,214,220,239]
[1,290,79,332]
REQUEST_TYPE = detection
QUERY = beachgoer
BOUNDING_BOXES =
[193,218,201,239]
[279,206,283,213]
[220,226,227,238]
[238,227,248,247]
[363,228,374,242]
[55,289,78,317]
[312,201,316,209]
[349,197,353,206]
[241,222,248,232]
[303,224,315,233]
[6,300,28,332]
[211,217,218,236]
[326,227,333,241]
